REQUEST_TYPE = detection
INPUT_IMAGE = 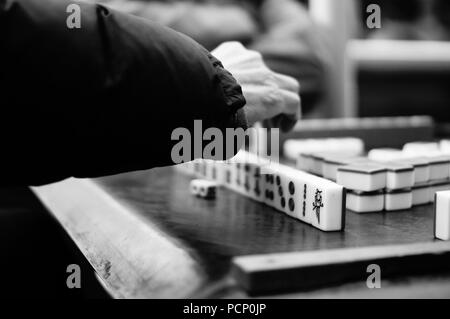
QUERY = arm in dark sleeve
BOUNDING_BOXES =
[0,0,247,186]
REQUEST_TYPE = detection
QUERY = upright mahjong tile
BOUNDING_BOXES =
[276,165,346,231]
[435,191,450,241]
[241,160,264,202]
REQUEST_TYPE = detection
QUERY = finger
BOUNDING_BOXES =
[225,50,265,70]
[273,73,300,93]
[242,85,283,115]
[211,41,247,61]
[230,67,275,86]
[280,90,301,117]
[241,85,284,124]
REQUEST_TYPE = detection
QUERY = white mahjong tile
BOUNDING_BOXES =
[395,157,430,185]
[435,191,450,241]
[277,165,346,231]
[428,156,450,181]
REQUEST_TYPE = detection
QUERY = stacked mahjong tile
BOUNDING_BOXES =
[337,162,415,213]
[175,151,346,232]
[368,141,450,205]
[289,139,450,214]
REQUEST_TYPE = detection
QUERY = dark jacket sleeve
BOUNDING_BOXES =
[0,0,247,186]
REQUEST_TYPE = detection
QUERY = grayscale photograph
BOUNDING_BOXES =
[1,0,450,306]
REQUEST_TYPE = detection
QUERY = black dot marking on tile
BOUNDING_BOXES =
[254,180,261,195]
[276,176,281,186]
[281,197,286,208]
[244,176,250,191]
[289,182,295,195]
[278,187,283,196]
[289,198,295,212]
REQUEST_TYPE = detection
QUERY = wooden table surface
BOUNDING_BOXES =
[32,167,450,299]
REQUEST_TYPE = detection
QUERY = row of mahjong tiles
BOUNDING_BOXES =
[176,151,450,240]
[292,141,450,213]
[176,151,346,232]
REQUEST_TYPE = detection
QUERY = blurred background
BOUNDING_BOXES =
[99,0,450,126]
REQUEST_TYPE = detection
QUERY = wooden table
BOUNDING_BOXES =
[32,167,450,299]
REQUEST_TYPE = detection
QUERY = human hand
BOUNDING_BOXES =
[212,42,301,132]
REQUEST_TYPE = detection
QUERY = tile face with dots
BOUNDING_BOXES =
[286,177,311,225]
[267,164,346,231]
[262,170,276,207]
[229,152,264,202]
[242,162,264,202]
[189,179,217,199]
[272,172,290,215]
[176,151,346,232]
[293,167,345,231]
